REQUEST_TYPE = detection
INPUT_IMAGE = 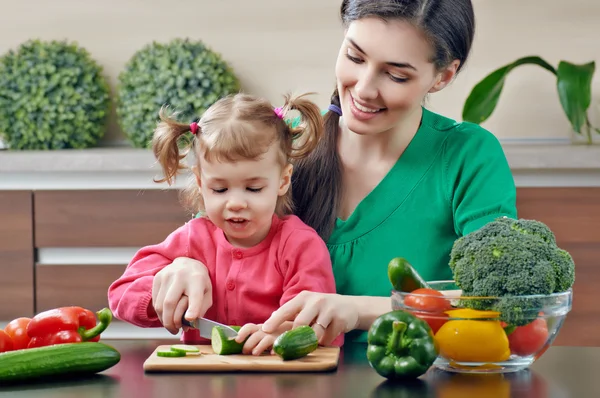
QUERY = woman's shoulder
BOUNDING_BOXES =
[423,107,505,155]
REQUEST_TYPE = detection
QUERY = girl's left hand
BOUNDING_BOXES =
[235,322,292,356]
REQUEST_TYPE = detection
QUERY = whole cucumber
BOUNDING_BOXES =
[387,257,431,292]
[273,325,318,360]
[0,342,120,383]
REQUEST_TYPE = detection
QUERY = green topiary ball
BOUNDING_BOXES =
[0,39,110,150]
[116,38,240,149]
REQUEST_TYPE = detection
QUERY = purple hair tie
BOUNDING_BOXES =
[328,104,342,116]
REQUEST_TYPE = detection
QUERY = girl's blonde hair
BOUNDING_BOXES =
[151,92,324,217]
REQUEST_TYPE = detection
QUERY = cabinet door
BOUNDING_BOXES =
[34,190,191,247]
[35,264,126,312]
[0,191,34,318]
[33,189,189,315]
[517,187,600,347]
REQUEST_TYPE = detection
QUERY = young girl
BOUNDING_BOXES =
[108,92,341,355]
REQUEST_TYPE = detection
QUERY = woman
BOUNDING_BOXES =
[149,0,517,346]
[260,0,517,345]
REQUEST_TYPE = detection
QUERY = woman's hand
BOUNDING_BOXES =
[261,291,359,346]
[152,257,213,334]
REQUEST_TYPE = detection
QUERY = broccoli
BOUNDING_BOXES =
[449,217,575,326]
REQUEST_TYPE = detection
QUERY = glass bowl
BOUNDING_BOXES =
[391,281,572,374]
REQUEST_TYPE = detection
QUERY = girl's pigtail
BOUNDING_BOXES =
[283,93,324,159]
[152,106,200,185]
[289,88,342,240]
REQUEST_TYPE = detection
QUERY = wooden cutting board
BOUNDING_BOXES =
[143,345,341,372]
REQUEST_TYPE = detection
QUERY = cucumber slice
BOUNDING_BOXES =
[157,349,186,357]
[211,325,245,355]
[170,344,200,355]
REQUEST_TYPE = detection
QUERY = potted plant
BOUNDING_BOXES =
[0,39,110,150]
[116,38,240,149]
[462,56,598,145]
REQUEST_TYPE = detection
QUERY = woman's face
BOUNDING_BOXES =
[335,17,458,136]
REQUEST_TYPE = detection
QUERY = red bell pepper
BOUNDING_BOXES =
[26,306,112,348]
[0,330,13,353]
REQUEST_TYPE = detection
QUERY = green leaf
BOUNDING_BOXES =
[556,61,595,134]
[462,56,557,124]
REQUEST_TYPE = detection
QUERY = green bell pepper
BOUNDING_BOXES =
[367,310,438,380]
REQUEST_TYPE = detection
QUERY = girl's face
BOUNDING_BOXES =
[335,17,459,136]
[197,142,292,248]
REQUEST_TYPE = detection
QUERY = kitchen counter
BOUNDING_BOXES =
[0,144,599,189]
[0,340,595,397]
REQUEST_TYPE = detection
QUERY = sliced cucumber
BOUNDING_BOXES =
[157,349,186,357]
[170,344,200,355]
[211,325,246,355]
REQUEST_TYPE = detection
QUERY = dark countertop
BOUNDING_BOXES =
[0,339,596,397]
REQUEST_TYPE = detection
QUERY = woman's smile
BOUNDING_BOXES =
[349,92,386,121]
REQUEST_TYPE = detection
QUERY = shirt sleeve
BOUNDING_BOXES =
[445,125,518,236]
[278,227,344,347]
[107,222,192,328]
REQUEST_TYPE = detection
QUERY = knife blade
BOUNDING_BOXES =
[181,316,239,340]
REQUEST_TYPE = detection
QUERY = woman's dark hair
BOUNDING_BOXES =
[291,0,475,240]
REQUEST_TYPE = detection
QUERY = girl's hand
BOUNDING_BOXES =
[235,322,293,356]
[152,257,213,334]
[261,291,359,346]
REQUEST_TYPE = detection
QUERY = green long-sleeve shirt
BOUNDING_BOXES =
[327,107,517,342]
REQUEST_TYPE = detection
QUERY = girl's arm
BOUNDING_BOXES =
[107,221,196,327]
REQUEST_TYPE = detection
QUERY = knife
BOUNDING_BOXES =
[181,316,239,340]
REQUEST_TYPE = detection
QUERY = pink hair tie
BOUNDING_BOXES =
[274,107,284,119]
[190,122,199,135]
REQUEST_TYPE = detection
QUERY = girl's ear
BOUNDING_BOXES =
[192,165,202,188]
[278,163,293,196]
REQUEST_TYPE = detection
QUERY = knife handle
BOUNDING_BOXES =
[181,316,193,328]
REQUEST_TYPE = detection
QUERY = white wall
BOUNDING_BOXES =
[0,0,598,144]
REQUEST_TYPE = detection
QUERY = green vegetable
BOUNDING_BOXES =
[273,325,319,360]
[449,217,576,326]
[387,257,430,292]
[157,349,186,357]
[211,325,245,355]
[0,39,110,150]
[0,342,120,383]
[367,310,438,380]
[116,38,240,148]
[169,344,200,354]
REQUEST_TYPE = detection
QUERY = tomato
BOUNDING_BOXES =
[4,317,31,350]
[404,288,452,334]
[0,330,14,353]
[506,318,549,357]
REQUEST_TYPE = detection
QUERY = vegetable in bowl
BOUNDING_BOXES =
[448,217,575,327]
[387,217,574,374]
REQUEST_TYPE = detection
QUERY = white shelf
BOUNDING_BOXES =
[0,145,599,188]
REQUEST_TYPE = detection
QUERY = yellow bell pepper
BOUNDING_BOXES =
[434,308,510,363]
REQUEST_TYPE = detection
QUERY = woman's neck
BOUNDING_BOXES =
[339,106,423,164]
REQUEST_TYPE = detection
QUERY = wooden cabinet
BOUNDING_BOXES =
[517,188,600,347]
[34,190,191,247]
[35,264,126,312]
[32,189,190,315]
[0,191,34,319]
[0,187,598,346]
